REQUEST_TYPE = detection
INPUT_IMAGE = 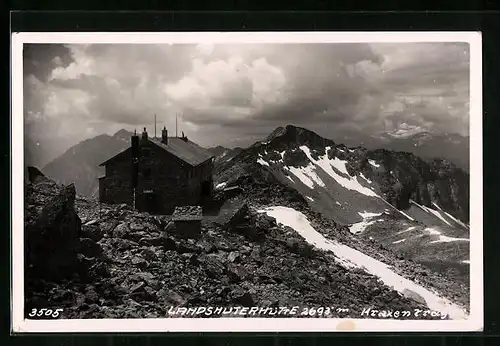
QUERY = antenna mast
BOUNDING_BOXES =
[154,113,157,138]
[176,113,178,137]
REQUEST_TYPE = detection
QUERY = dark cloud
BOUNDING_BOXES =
[178,43,384,133]
[22,41,470,165]
[23,44,74,82]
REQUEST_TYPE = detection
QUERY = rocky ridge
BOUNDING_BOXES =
[216,125,469,223]
[207,146,243,167]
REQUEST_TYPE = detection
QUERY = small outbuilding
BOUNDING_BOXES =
[171,205,203,238]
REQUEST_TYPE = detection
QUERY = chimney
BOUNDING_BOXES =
[131,129,139,158]
[141,127,148,145]
[181,131,188,142]
[161,126,168,144]
[131,129,139,188]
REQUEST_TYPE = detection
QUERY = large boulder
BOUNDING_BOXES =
[25,179,82,282]
[27,166,49,184]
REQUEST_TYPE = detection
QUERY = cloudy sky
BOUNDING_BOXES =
[23,41,470,166]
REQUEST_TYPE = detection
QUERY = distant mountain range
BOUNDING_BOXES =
[42,129,133,197]
[38,125,469,200]
[335,125,469,172]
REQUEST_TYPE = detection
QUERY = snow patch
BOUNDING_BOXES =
[425,207,452,226]
[368,159,380,168]
[285,163,325,189]
[321,147,349,175]
[260,206,468,320]
[425,228,469,244]
[393,239,406,244]
[461,260,470,264]
[411,201,452,226]
[260,206,355,268]
[285,175,294,183]
[398,210,415,221]
[257,156,270,167]
[349,211,383,234]
[358,211,382,218]
[335,201,342,206]
[349,220,377,234]
[397,226,416,235]
[331,157,349,175]
[300,146,378,197]
[215,182,227,189]
[359,173,372,184]
[432,202,469,229]
[305,196,314,202]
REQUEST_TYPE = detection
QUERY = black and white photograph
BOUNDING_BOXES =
[11,32,483,332]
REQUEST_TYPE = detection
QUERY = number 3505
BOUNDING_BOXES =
[28,308,63,318]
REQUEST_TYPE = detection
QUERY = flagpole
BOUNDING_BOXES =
[154,114,157,138]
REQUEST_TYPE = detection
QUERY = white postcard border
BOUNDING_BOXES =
[11,31,483,333]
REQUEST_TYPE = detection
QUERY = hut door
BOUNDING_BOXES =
[201,180,211,197]
[143,191,156,213]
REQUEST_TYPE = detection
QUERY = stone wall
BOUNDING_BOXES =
[99,153,134,206]
[135,144,196,213]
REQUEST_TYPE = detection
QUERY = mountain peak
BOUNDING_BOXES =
[264,126,286,142]
[264,125,333,148]
[113,129,133,139]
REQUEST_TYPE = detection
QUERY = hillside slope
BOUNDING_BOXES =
[207,146,243,166]
[214,125,470,283]
[42,130,133,197]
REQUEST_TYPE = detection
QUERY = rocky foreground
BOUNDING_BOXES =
[24,168,467,320]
